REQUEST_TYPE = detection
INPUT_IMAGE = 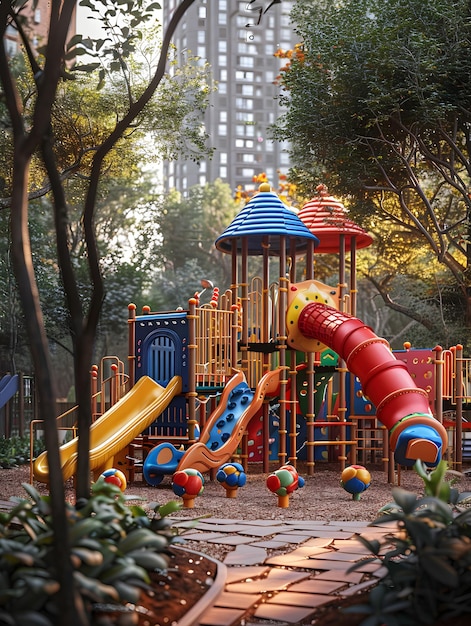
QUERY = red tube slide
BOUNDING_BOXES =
[298,303,447,466]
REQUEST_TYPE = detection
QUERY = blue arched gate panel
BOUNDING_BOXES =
[135,312,189,392]
[147,332,178,386]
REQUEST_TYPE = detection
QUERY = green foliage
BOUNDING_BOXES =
[274,0,471,341]
[147,180,240,310]
[347,461,471,625]
[0,436,31,468]
[0,480,182,624]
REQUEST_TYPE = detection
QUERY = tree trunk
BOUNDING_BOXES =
[10,144,87,625]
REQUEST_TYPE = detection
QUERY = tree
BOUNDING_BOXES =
[0,1,202,623]
[273,0,471,347]
[147,179,240,310]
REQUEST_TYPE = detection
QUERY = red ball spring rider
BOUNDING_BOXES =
[100,468,127,492]
[172,468,204,508]
[266,464,305,508]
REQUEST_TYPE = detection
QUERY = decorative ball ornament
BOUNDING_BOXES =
[216,462,247,498]
[266,464,305,508]
[100,468,127,492]
[340,465,371,500]
[172,468,204,508]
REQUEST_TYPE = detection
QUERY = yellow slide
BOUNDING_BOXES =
[33,375,182,484]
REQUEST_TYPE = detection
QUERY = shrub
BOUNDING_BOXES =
[347,460,471,626]
[0,479,181,624]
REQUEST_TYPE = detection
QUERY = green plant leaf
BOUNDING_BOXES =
[420,550,459,587]
[157,500,182,518]
[125,550,168,571]
[391,488,418,513]
[117,528,168,554]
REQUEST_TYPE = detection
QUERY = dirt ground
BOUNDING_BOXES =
[4,461,471,533]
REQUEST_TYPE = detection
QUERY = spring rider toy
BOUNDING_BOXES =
[172,468,204,508]
[340,464,371,501]
[216,462,247,498]
[266,464,305,508]
[99,468,127,492]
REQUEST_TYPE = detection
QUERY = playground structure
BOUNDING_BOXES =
[0,373,35,439]
[31,184,471,485]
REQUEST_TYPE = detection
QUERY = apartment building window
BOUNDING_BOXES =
[198,6,206,19]
[238,43,257,54]
[218,124,227,135]
[218,13,227,25]
[219,166,227,178]
[235,70,254,81]
[236,111,254,122]
[280,153,290,165]
[197,46,206,60]
[243,154,254,163]
[239,56,254,68]
[218,55,227,66]
[220,111,227,122]
[236,98,253,109]
[219,41,227,52]
[199,175,207,185]
[218,82,227,94]
[281,29,292,42]
[218,0,227,9]
[197,30,205,43]
[220,152,227,164]
[34,9,41,23]
[241,84,254,96]
[242,168,255,178]
[220,69,227,81]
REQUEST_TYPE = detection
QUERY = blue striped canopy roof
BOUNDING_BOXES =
[215,187,319,255]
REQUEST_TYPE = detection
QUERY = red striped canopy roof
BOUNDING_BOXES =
[298,184,373,253]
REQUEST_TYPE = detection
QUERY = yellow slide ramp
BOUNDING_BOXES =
[33,375,182,484]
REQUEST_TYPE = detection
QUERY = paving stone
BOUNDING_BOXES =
[308,551,368,562]
[314,569,364,583]
[270,533,318,544]
[226,570,310,594]
[198,524,250,533]
[287,578,346,594]
[338,578,379,596]
[207,534,258,546]
[264,548,331,567]
[198,606,247,626]
[248,540,290,549]
[223,545,267,565]
[224,566,269,584]
[214,591,262,609]
[266,590,333,608]
[180,532,227,541]
[237,525,291,537]
[254,602,315,623]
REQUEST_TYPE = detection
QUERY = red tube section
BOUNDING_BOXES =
[297,303,447,466]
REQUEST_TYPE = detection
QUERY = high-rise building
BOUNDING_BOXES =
[4,0,76,57]
[163,0,296,195]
